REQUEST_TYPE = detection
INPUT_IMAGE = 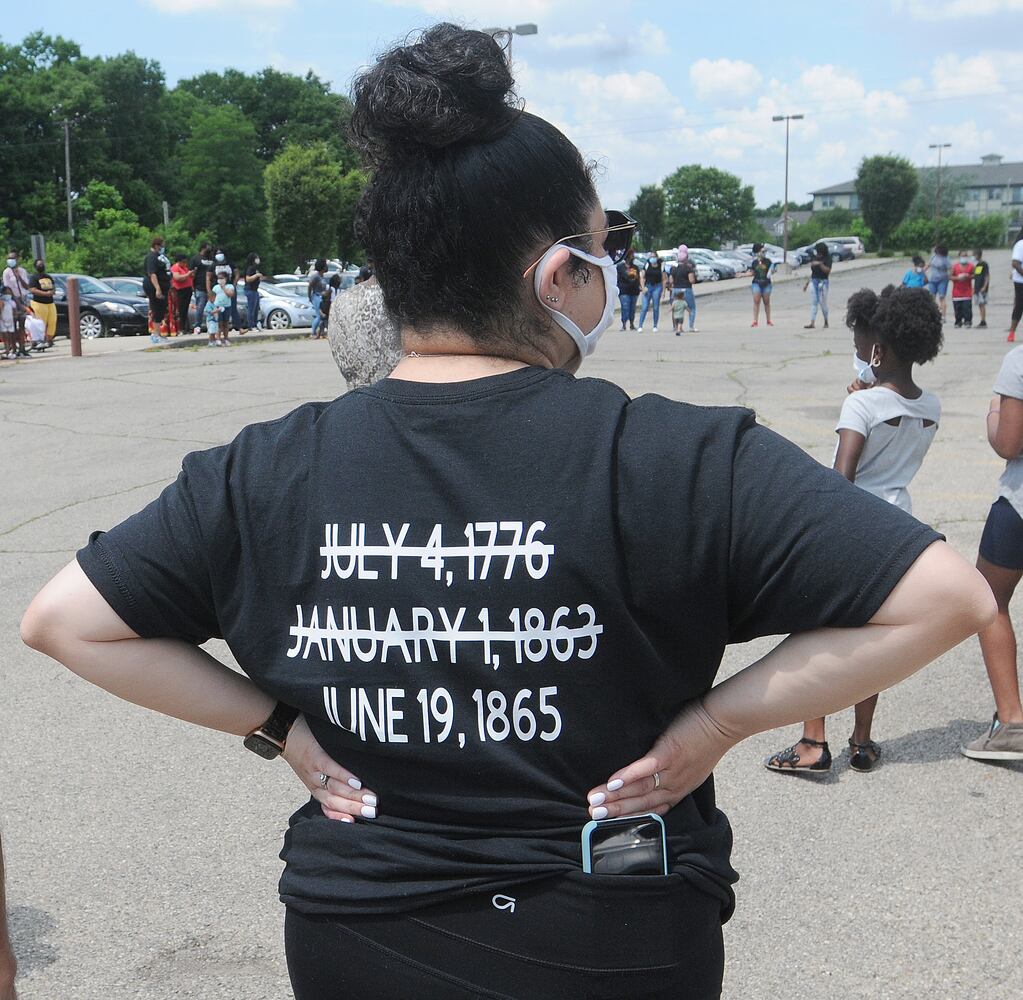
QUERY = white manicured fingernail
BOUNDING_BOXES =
[361,805,377,819]
[591,806,608,820]
[362,794,378,807]
[588,792,606,807]
[347,777,362,790]
[341,815,354,824]
[607,779,624,791]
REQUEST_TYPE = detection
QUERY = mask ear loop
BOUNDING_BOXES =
[870,344,882,369]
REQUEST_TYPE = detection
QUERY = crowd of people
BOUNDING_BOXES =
[1,251,58,360]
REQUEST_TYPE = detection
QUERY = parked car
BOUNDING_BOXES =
[102,276,148,299]
[823,240,855,262]
[687,249,737,281]
[51,274,149,338]
[736,242,785,264]
[714,251,752,273]
[789,245,818,267]
[824,235,865,257]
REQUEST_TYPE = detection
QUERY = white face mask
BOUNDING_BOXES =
[215,253,225,262]
[853,347,879,385]
[6,259,16,268]
[533,244,618,363]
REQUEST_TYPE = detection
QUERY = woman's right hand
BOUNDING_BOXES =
[282,715,379,823]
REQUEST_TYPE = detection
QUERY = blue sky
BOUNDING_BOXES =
[5,0,1023,211]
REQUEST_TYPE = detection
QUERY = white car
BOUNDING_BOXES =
[824,236,865,257]
[736,242,786,264]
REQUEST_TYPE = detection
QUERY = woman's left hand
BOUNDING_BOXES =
[584,700,736,820]
[282,715,379,823]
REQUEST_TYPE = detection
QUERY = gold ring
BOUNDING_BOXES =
[653,771,661,789]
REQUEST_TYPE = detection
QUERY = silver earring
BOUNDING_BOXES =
[545,295,559,303]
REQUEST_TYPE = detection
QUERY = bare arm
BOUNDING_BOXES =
[20,561,377,822]
[988,395,1023,459]
[833,428,865,482]
[588,541,995,817]
[0,834,15,1000]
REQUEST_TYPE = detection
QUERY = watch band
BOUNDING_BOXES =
[254,702,300,744]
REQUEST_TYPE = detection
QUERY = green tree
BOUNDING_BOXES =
[907,167,970,221]
[627,184,666,249]
[177,106,266,255]
[265,142,345,268]
[179,67,355,167]
[855,155,918,251]
[788,207,856,248]
[663,165,756,247]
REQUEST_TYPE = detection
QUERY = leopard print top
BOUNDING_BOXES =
[326,279,403,389]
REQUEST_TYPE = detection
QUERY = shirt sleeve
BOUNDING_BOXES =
[994,348,1023,400]
[727,421,942,642]
[1013,243,1023,267]
[76,445,236,643]
[835,391,872,436]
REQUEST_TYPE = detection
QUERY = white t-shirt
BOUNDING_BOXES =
[835,385,941,514]
[994,346,1023,517]
[1013,239,1023,284]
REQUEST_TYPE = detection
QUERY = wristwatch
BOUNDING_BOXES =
[243,702,301,759]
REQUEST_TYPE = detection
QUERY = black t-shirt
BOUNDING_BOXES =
[75,368,939,917]
[143,249,171,293]
[810,253,831,280]
[973,260,989,292]
[29,272,55,304]
[644,260,663,286]
[673,261,695,292]
[245,265,261,293]
[191,254,213,294]
[616,261,641,295]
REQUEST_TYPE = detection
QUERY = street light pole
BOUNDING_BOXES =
[63,118,74,238]
[772,114,804,265]
[928,142,951,243]
[484,23,538,68]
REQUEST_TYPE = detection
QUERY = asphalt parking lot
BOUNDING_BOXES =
[1,251,1021,999]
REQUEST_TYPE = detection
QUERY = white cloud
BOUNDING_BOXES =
[374,0,562,21]
[899,0,1023,18]
[148,0,293,10]
[689,58,762,106]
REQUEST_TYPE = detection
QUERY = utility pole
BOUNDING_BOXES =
[772,114,804,265]
[162,201,170,228]
[484,23,538,68]
[63,118,74,239]
[929,142,951,243]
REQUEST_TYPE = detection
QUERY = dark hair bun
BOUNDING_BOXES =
[350,23,517,163]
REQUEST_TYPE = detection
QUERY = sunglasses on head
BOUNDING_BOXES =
[523,210,637,277]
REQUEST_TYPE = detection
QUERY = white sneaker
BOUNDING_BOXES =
[637,326,644,332]
[690,327,699,333]
[652,326,658,333]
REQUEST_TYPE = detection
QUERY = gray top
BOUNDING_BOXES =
[994,346,1023,517]
[835,385,940,514]
[327,279,403,389]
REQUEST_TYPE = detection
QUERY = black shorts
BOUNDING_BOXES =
[979,497,1023,570]
[285,870,725,1000]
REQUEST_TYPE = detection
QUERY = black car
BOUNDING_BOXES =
[51,274,149,338]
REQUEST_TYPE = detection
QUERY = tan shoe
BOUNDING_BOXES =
[960,713,1023,761]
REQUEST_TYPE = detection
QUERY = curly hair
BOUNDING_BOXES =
[349,23,596,346]
[875,285,943,364]
[845,287,878,332]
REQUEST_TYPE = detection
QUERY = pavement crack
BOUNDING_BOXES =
[0,477,171,538]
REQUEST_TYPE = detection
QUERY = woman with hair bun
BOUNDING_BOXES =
[21,25,994,1000]
[766,285,944,775]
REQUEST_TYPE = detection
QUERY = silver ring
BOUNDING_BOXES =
[317,772,329,789]
[653,771,661,790]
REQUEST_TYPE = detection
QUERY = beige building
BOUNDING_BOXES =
[811,154,1023,224]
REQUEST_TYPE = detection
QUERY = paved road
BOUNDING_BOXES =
[1,253,1020,999]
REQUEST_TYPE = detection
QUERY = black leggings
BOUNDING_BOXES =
[285,871,724,1000]
[1013,283,1023,329]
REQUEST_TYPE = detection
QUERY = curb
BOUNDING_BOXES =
[154,328,314,349]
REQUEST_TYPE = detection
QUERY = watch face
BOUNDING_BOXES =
[244,732,283,760]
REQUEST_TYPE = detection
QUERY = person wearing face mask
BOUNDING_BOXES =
[207,248,236,332]
[802,242,832,329]
[170,254,195,337]
[143,237,172,344]
[766,285,944,775]
[950,248,975,329]
[190,242,214,335]
[28,259,57,348]
[901,255,927,288]
[244,252,264,332]
[2,251,31,356]
[19,26,995,1000]
[0,286,23,360]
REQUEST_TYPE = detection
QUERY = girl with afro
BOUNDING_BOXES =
[766,285,943,774]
